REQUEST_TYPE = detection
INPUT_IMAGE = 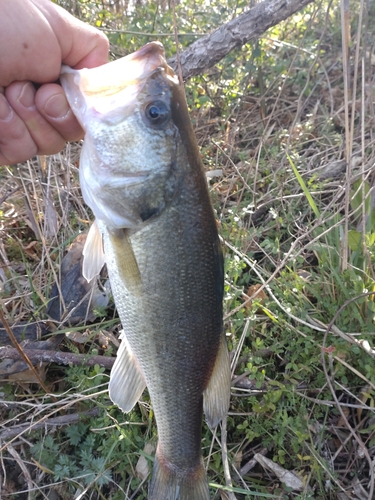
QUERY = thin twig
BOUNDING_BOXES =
[103,28,204,37]
[221,417,237,500]
[307,315,375,358]
[340,0,350,271]
[171,0,183,86]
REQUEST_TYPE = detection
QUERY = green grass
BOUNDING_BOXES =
[1,0,375,498]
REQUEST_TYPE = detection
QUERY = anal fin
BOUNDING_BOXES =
[109,330,146,412]
[82,219,106,283]
[203,334,231,428]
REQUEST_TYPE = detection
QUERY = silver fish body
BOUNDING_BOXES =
[61,42,231,500]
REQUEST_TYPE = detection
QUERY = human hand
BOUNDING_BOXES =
[0,0,109,166]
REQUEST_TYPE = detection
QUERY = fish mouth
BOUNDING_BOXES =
[61,42,169,99]
[60,42,177,130]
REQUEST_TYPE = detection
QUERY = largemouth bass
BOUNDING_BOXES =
[60,42,231,500]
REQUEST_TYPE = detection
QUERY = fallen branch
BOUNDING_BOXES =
[0,310,51,395]
[0,407,100,441]
[0,347,114,370]
[168,0,315,79]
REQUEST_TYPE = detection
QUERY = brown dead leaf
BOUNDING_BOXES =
[254,453,306,491]
[97,330,110,349]
[244,283,268,312]
[9,363,46,384]
[219,491,230,500]
[233,450,242,469]
[337,407,350,427]
[357,384,372,422]
[1,478,18,498]
[23,240,40,260]
[136,443,155,480]
[65,329,92,344]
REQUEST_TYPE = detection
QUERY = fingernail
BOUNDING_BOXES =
[0,94,13,121]
[18,82,35,108]
[43,94,70,119]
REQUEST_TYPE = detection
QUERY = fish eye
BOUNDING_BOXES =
[144,101,170,127]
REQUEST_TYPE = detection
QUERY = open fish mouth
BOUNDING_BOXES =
[60,42,177,126]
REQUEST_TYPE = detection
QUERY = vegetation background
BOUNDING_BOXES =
[1,0,375,498]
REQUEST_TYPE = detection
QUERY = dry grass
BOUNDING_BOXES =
[2,0,375,498]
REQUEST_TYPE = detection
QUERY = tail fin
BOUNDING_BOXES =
[149,451,210,500]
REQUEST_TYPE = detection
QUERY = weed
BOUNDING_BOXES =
[2,0,375,498]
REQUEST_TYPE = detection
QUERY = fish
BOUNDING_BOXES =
[60,42,231,500]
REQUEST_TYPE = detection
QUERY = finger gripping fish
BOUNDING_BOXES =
[60,42,231,500]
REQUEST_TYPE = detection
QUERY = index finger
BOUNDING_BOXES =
[33,0,109,69]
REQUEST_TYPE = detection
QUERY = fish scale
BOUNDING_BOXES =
[61,41,231,500]
[103,188,221,466]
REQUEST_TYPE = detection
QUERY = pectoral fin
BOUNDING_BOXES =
[203,335,231,428]
[109,331,146,412]
[107,228,142,294]
[82,220,106,283]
